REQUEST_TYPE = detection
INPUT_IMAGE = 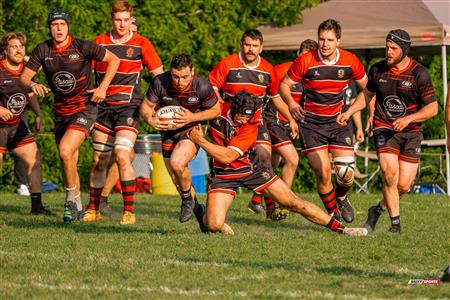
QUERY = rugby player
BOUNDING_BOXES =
[338,29,438,233]
[20,8,120,223]
[141,53,220,223]
[209,29,297,218]
[0,32,54,215]
[188,91,367,236]
[85,0,163,225]
[279,19,368,223]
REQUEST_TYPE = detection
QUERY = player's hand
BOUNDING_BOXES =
[31,83,51,97]
[0,106,13,122]
[173,107,194,127]
[289,102,304,121]
[356,128,364,143]
[337,112,351,126]
[365,116,373,137]
[187,124,204,143]
[289,119,299,139]
[149,116,171,131]
[34,115,42,134]
[392,116,411,132]
[87,86,107,103]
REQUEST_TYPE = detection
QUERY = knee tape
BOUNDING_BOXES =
[333,156,355,187]
[114,137,134,152]
[92,141,113,153]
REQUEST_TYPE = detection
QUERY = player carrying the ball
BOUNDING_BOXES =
[141,53,220,223]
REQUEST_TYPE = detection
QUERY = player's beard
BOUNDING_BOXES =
[386,52,402,67]
[8,53,24,66]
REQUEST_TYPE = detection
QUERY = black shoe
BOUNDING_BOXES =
[330,211,342,222]
[98,199,116,217]
[30,206,56,216]
[337,196,354,223]
[193,203,208,233]
[364,205,382,233]
[63,202,83,223]
[179,198,195,223]
[441,265,450,282]
[388,225,401,234]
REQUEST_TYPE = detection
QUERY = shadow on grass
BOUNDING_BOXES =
[228,215,323,232]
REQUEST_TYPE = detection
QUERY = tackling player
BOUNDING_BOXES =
[188,91,367,236]
[338,29,438,233]
[20,8,120,223]
[141,53,220,223]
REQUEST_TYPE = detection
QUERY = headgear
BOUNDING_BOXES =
[386,29,411,60]
[48,8,70,27]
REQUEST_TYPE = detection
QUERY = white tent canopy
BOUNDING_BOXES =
[260,0,450,195]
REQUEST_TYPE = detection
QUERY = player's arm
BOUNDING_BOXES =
[337,88,374,126]
[272,95,298,139]
[174,101,221,127]
[188,124,240,165]
[88,50,119,103]
[20,67,50,97]
[28,94,42,133]
[365,96,376,136]
[140,99,171,131]
[351,95,364,142]
[392,101,437,132]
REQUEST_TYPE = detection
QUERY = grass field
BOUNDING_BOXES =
[0,191,449,299]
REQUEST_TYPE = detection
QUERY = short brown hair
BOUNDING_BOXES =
[298,39,318,53]
[318,19,341,39]
[111,0,133,17]
[0,32,26,59]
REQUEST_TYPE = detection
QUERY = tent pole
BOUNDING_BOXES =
[442,45,449,196]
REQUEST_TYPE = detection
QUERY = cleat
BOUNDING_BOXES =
[82,209,102,222]
[30,206,56,216]
[98,199,116,217]
[337,196,354,223]
[247,201,266,215]
[63,201,83,223]
[388,225,401,234]
[364,205,382,233]
[269,207,289,221]
[220,223,235,235]
[330,211,342,222]
[16,184,30,196]
[120,211,136,225]
[193,203,208,233]
[441,265,450,282]
[343,227,368,236]
[179,197,195,223]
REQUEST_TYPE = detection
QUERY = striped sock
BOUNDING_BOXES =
[251,194,263,205]
[88,187,103,210]
[264,197,276,211]
[326,217,345,234]
[319,189,339,215]
[335,184,350,201]
[121,180,136,212]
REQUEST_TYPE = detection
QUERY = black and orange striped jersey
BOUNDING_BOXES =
[26,36,106,116]
[146,71,217,124]
[210,106,260,179]
[367,59,437,132]
[0,60,28,125]
[93,32,162,106]
[287,48,366,124]
[264,61,303,123]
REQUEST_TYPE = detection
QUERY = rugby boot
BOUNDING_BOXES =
[179,197,195,223]
[120,211,136,225]
[363,205,382,233]
[82,209,102,222]
[337,196,354,223]
[30,205,56,216]
[63,201,83,223]
[247,201,266,215]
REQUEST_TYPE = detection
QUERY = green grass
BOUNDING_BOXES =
[0,192,449,299]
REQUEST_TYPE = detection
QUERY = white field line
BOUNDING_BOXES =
[1,283,399,299]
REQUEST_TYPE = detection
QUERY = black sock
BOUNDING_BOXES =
[99,196,108,203]
[181,187,193,202]
[31,193,43,211]
[375,203,385,214]
[390,215,400,228]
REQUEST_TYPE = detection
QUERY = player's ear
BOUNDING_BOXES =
[191,67,195,76]
[259,44,263,54]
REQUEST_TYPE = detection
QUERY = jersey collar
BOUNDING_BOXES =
[318,48,340,65]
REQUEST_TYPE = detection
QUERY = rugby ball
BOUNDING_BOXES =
[156,105,183,130]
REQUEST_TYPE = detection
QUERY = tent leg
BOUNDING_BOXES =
[442,45,449,196]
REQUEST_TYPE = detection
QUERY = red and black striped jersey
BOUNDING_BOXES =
[0,60,28,125]
[264,61,303,123]
[210,106,260,179]
[146,72,218,127]
[93,32,162,106]
[287,48,366,124]
[26,36,106,116]
[367,59,437,132]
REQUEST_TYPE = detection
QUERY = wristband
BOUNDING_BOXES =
[30,82,37,89]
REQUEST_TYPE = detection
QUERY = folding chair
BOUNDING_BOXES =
[354,150,380,193]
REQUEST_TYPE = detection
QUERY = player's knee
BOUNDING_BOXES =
[333,156,355,187]
[205,218,224,233]
[58,144,73,162]
[93,140,113,155]
[169,158,187,174]
[114,150,131,167]
[397,183,411,195]
[383,172,398,187]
